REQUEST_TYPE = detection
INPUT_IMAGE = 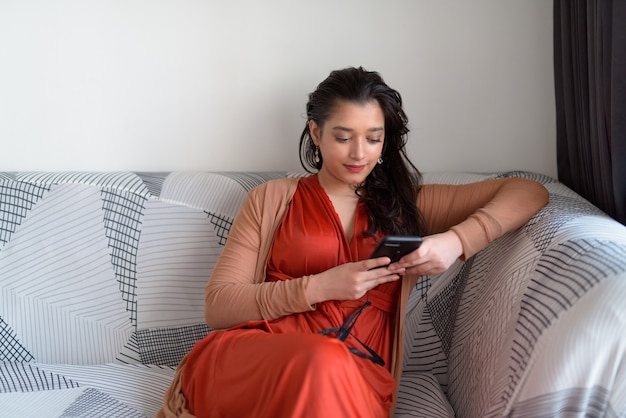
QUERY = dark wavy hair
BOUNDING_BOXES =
[299,66,424,237]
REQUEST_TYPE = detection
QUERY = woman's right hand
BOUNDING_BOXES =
[305,257,404,304]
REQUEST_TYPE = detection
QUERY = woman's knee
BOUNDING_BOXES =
[286,334,354,375]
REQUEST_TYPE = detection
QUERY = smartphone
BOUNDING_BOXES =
[369,236,423,264]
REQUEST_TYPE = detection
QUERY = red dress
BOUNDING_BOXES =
[181,175,398,417]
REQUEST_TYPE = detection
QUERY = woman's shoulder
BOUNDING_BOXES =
[252,176,301,195]
[246,176,302,207]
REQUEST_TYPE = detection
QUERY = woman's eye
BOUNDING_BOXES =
[335,137,350,142]
[368,138,382,143]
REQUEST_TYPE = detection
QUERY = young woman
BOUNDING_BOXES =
[158,67,549,418]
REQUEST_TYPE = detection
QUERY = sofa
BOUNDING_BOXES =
[0,170,625,418]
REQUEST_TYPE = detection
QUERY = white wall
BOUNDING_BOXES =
[0,0,557,177]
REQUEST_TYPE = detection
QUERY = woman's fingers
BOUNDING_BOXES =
[364,256,392,270]
[364,258,405,281]
[347,260,403,297]
[312,232,464,303]
[393,231,464,276]
[310,259,404,303]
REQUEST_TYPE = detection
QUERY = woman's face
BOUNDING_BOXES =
[309,100,385,193]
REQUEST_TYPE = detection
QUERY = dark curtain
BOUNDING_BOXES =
[554,0,626,225]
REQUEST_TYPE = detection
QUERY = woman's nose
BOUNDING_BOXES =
[350,139,365,160]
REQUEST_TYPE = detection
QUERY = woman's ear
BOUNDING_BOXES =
[309,120,321,145]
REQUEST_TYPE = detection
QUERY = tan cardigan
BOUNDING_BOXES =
[158,176,549,418]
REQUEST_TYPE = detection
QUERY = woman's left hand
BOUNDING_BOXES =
[389,230,464,276]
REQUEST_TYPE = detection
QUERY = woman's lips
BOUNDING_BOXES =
[345,165,366,173]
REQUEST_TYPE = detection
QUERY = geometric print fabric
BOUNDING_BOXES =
[59,387,145,418]
[400,173,626,418]
[0,172,276,366]
[0,317,33,363]
[0,179,50,249]
[0,183,131,365]
[101,188,145,328]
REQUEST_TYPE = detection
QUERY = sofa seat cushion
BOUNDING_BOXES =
[0,362,175,417]
[0,362,454,417]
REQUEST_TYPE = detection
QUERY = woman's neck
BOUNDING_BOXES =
[316,172,359,199]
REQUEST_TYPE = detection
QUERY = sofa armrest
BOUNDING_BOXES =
[403,171,626,417]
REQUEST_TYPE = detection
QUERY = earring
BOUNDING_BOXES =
[378,156,383,164]
[314,147,320,163]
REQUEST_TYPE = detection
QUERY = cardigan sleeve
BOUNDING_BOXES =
[204,181,315,330]
[417,177,549,260]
